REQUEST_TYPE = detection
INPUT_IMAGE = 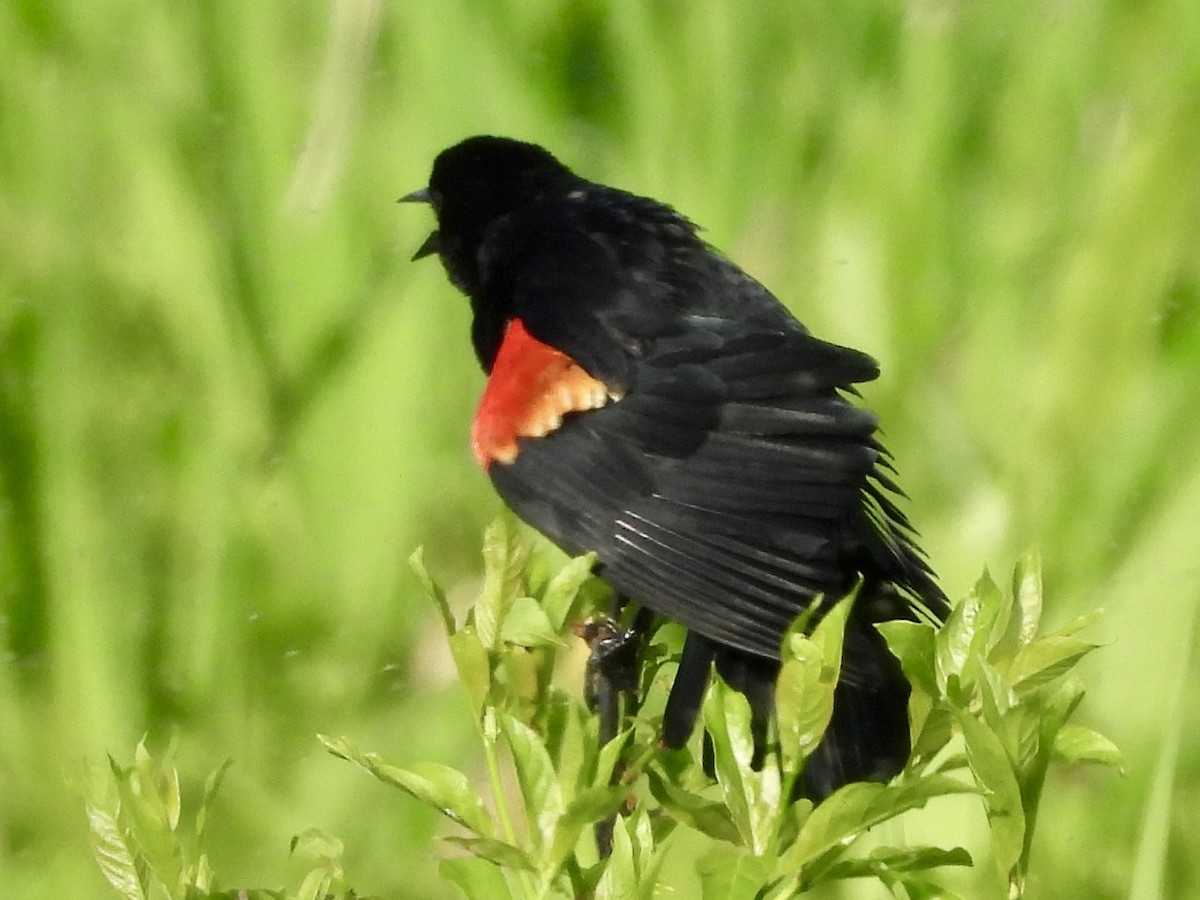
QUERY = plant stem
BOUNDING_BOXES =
[481,704,538,900]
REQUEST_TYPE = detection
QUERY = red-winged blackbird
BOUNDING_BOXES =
[404,135,948,799]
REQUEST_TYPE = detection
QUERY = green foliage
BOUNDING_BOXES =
[882,557,1126,896]
[87,521,1109,898]
[85,741,360,900]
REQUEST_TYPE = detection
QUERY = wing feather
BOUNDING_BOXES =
[489,315,945,662]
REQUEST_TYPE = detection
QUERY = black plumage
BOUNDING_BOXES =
[405,135,948,798]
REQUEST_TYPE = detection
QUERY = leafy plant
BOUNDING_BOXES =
[85,741,361,900]
[86,521,1121,898]
[881,559,1125,896]
[321,520,1120,898]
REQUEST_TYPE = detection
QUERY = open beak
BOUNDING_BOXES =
[398,188,439,260]
[410,231,440,260]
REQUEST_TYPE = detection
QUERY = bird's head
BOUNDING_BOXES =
[401,136,573,295]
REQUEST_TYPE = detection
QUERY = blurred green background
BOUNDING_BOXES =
[1,1,1197,897]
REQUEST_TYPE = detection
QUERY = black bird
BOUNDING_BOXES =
[403,135,948,800]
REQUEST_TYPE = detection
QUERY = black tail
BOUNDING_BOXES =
[799,569,946,799]
[661,576,940,799]
[663,627,911,799]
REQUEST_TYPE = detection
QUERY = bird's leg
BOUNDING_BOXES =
[664,634,720,777]
[662,632,717,749]
[575,594,652,858]
[578,595,651,724]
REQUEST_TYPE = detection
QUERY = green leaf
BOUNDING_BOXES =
[773,798,814,850]
[704,677,778,853]
[877,620,939,698]
[320,735,495,837]
[294,867,333,900]
[116,743,183,894]
[934,591,974,691]
[1007,636,1098,695]
[134,740,181,832]
[1012,554,1043,648]
[188,853,213,894]
[983,557,1024,663]
[1053,724,1126,770]
[86,776,144,900]
[822,845,973,879]
[500,595,564,647]
[780,776,981,877]
[697,847,772,900]
[594,815,637,899]
[627,807,671,900]
[956,711,1025,883]
[447,627,492,718]
[476,515,528,651]
[560,784,629,829]
[936,570,1003,696]
[194,758,232,845]
[540,551,597,632]
[499,713,565,853]
[500,644,541,719]
[647,766,742,844]
[539,691,585,788]
[442,836,537,872]
[776,598,849,773]
[1053,607,1106,638]
[630,805,654,853]
[549,784,630,877]
[908,706,957,770]
[441,856,516,900]
[592,727,633,791]
[569,731,646,858]
[409,545,454,635]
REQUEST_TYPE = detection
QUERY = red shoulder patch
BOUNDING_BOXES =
[472,319,618,467]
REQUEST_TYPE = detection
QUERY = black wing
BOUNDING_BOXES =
[489,314,944,672]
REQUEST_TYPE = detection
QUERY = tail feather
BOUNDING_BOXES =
[659,598,918,800]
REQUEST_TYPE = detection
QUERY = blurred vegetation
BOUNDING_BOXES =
[0,1,1196,898]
